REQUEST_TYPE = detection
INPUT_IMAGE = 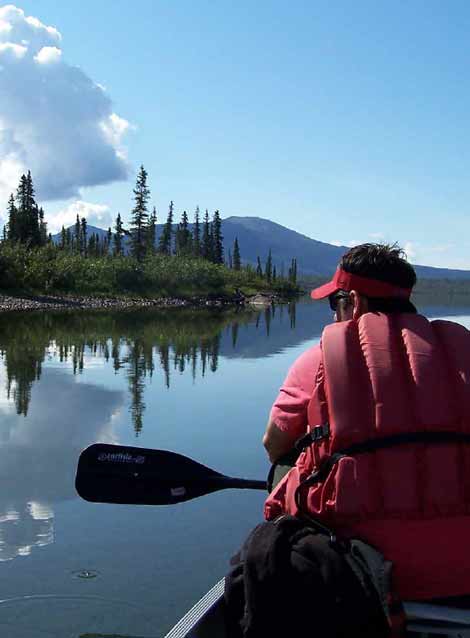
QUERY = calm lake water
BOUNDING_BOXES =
[1,298,470,637]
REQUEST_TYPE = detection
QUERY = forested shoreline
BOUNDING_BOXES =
[0,167,300,302]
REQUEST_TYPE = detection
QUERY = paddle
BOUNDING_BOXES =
[75,443,267,505]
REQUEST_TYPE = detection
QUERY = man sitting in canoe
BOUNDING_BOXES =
[263,243,470,603]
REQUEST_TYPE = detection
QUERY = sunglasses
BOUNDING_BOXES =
[328,291,351,312]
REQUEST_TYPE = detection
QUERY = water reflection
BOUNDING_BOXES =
[0,368,122,561]
[0,306,301,436]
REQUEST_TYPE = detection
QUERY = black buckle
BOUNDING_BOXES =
[294,423,330,452]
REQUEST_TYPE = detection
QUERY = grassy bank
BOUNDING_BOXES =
[0,243,299,300]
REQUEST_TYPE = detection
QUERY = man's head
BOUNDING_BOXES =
[311,243,417,322]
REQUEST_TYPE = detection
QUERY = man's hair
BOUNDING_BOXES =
[339,243,417,313]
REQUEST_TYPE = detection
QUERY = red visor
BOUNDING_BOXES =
[311,268,412,300]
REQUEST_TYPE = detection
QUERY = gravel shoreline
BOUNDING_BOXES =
[0,293,246,313]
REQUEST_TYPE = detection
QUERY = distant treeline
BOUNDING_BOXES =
[1,167,300,296]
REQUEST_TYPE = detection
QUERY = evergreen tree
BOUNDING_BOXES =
[175,210,192,256]
[272,265,277,281]
[60,226,66,249]
[146,207,157,255]
[233,237,241,271]
[107,227,112,254]
[14,172,40,245]
[212,210,224,264]
[38,207,47,246]
[6,194,17,241]
[130,165,150,261]
[81,217,87,256]
[265,249,273,283]
[202,209,212,261]
[113,213,125,256]
[88,233,96,256]
[74,214,81,253]
[228,249,232,269]
[288,257,297,283]
[193,206,201,257]
[158,201,174,255]
[256,256,263,277]
[66,228,72,251]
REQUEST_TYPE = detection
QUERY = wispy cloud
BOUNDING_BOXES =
[47,200,113,234]
[0,5,132,213]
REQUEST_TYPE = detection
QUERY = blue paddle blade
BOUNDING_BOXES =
[75,443,266,505]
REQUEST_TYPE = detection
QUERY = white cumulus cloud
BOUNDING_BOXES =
[0,4,131,213]
[34,45,61,64]
[47,200,113,234]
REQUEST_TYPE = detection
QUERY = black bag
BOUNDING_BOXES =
[224,515,395,638]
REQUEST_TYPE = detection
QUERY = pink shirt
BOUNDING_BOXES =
[269,344,322,442]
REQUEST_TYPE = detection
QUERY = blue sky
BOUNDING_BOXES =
[2,1,470,268]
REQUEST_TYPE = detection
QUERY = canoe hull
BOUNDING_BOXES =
[163,578,470,638]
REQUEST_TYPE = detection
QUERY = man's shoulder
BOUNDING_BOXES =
[288,343,322,382]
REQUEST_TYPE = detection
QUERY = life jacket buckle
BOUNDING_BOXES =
[294,423,330,452]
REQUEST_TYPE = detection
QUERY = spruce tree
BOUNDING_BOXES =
[88,233,96,256]
[60,225,66,249]
[25,172,40,245]
[193,206,201,257]
[256,256,263,277]
[74,214,81,253]
[272,265,277,281]
[175,210,191,256]
[233,237,241,271]
[6,194,17,242]
[288,257,297,283]
[81,217,87,256]
[202,209,212,261]
[107,227,112,254]
[113,213,125,256]
[130,165,150,261]
[13,172,40,245]
[265,249,273,283]
[146,207,157,255]
[212,210,224,264]
[228,249,232,269]
[158,201,174,255]
[38,207,47,246]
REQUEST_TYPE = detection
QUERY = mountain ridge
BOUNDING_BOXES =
[52,216,470,280]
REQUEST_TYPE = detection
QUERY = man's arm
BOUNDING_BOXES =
[262,418,297,464]
[262,344,322,465]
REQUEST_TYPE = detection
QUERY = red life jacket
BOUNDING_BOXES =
[265,313,470,597]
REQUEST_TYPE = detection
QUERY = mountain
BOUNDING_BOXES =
[52,217,470,280]
[222,217,470,280]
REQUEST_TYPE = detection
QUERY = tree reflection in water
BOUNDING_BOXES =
[0,305,283,434]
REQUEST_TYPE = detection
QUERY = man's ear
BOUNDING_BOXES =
[350,290,368,320]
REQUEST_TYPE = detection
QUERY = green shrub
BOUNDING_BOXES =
[0,243,300,299]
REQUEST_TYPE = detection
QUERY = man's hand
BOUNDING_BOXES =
[262,418,296,464]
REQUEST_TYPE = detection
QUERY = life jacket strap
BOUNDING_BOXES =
[294,422,330,451]
[294,430,470,544]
